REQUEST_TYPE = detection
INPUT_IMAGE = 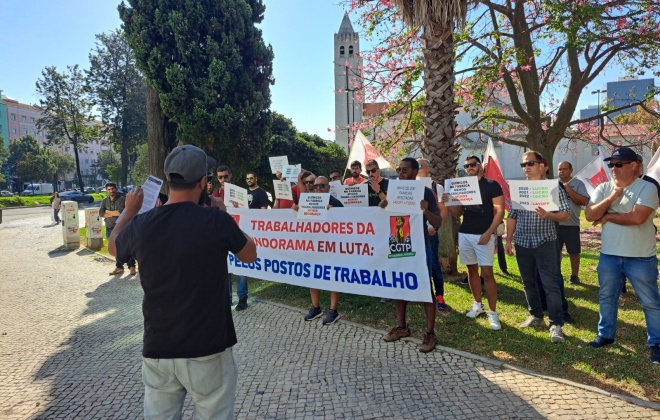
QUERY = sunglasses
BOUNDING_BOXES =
[395,167,410,174]
[366,168,378,174]
[520,161,541,168]
[304,180,316,185]
[330,175,341,181]
[310,184,328,190]
[463,162,479,169]
[606,161,632,168]
[217,175,230,179]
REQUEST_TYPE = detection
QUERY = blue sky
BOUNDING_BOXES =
[0,1,654,142]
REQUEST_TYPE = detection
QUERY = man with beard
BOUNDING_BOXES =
[345,160,366,186]
[246,171,269,210]
[100,182,137,276]
[365,159,388,206]
[212,165,232,201]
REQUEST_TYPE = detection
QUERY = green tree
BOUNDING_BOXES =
[5,136,55,183]
[48,150,76,182]
[0,137,8,184]
[87,29,147,186]
[96,150,121,180]
[119,0,275,179]
[253,113,347,191]
[36,65,99,190]
[130,143,149,186]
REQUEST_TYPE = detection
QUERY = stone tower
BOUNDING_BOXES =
[334,13,362,153]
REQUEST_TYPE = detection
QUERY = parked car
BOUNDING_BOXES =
[1,190,14,197]
[21,183,55,196]
[59,191,94,204]
[83,187,96,193]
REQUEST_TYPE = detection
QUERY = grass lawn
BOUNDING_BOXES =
[247,216,660,403]
[0,193,106,208]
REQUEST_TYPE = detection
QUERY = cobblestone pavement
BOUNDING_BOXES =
[1,213,659,419]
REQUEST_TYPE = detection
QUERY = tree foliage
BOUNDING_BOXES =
[0,137,7,184]
[252,113,347,191]
[96,150,121,180]
[130,143,149,186]
[119,0,275,174]
[5,136,54,183]
[35,65,99,190]
[87,29,147,186]
[350,0,660,174]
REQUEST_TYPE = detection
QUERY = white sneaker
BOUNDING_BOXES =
[466,302,485,318]
[550,325,565,343]
[487,311,502,330]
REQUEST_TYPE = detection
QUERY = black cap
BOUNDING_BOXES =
[164,145,215,183]
[603,147,638,162]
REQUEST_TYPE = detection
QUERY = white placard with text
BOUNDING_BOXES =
[273,180,293,201]
[509,180,559,211]
[224,183,249,208]
[269,156,288,174]
[297,193,331,220]
[444,176,482,206]
[384,179,425,214]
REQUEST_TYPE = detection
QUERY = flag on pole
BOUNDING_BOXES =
[646,146,660,185]
[484,139,511,210]
[598,145,613,180]
[574,155,610,196]
[345,131,391,175]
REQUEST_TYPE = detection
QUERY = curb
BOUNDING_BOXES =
[253,297,660,411]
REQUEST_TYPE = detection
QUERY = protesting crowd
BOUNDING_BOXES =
[104,144,659,419]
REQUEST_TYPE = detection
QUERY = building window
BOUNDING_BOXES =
[11,128,17,134]
[10,114,16,120]
[21,116,26,123]
[38,131,43,137]
[339,46,345,56]
[32,130,36,135]
[349,46,353,55]
[30,117,35,124]
[85,159,89,164]
[22,129,28,135]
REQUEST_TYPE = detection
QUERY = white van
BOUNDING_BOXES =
[21,183,55,196]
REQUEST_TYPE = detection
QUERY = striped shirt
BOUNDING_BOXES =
[508,183,571,249]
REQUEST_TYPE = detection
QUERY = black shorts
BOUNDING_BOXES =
[556,225,581,255]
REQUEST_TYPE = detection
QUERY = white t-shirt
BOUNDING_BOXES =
[591,178,658,257]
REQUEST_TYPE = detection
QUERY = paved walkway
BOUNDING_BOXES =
[1,213,659,419]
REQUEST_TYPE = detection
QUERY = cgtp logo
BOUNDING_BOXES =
[388,215,415,258]
[230,214,240,226]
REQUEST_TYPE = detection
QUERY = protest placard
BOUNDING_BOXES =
[224,183,249,208]
[444,176,482,206]
[273,180,293,201]
[329,180,341,198]
[336,183,369,207]
[509,180,559,211]
[436,184,444,202]
[297,193,330,220]
[138,175,163,214]
[384,179,425,214]
[282,164,302,180]
[226,207,431,302]
[269,156,288,174]
[418,177,433,190]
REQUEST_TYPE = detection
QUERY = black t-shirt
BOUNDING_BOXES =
[367,178,389,207]
[329,196,344,208]
[459,177,503,235]
[248,187,269,209]
[115,202,248,359]
[423,186,440,243]
[642,175,660,200]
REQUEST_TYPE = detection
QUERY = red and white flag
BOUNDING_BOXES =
[345,131,391,175]
[484,139,511,210]
[646,146,660,185]
[574,153,610,196]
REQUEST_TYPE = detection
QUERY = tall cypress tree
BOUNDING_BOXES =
[119,0,274,175]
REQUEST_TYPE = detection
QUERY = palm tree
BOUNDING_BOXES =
[392,1,468,274]
[391,0,467,180]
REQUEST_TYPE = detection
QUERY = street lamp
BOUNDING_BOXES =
[591,89,607,126]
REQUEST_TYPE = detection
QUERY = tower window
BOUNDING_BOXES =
[339,46,345,56]
[349,46,354,55]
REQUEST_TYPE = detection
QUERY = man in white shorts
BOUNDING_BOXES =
[446,156,504,330]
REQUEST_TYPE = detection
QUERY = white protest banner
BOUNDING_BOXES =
[329,180,341,198]
[385,179,425,214]
[282,164,302,180]
[269,156,288,174]
[435,184,444,202]
[273,180,293,201]
[226,207,431,302]
[297,193,330,220]
[224,183,249,208]
[444,176,482,206]
[509,180,559,211]
[336,183,369,207]
[138,175,163,214]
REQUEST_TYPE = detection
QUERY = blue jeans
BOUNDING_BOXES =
[515,241,564,326]
[229,275,248,301]
[429,232,444,296]
[597,254,660,346]
[53,209,60,223]
[106,226,136,268]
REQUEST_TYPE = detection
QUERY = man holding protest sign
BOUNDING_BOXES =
[446,156,504,330]
[505,151,571,343]
[302,176,345,325]
[585,147,660,363]
[212,165,231,201]
[380,157,445,353]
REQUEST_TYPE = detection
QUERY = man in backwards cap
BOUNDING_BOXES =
[109,145,257,418]
[585,147,660,364]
